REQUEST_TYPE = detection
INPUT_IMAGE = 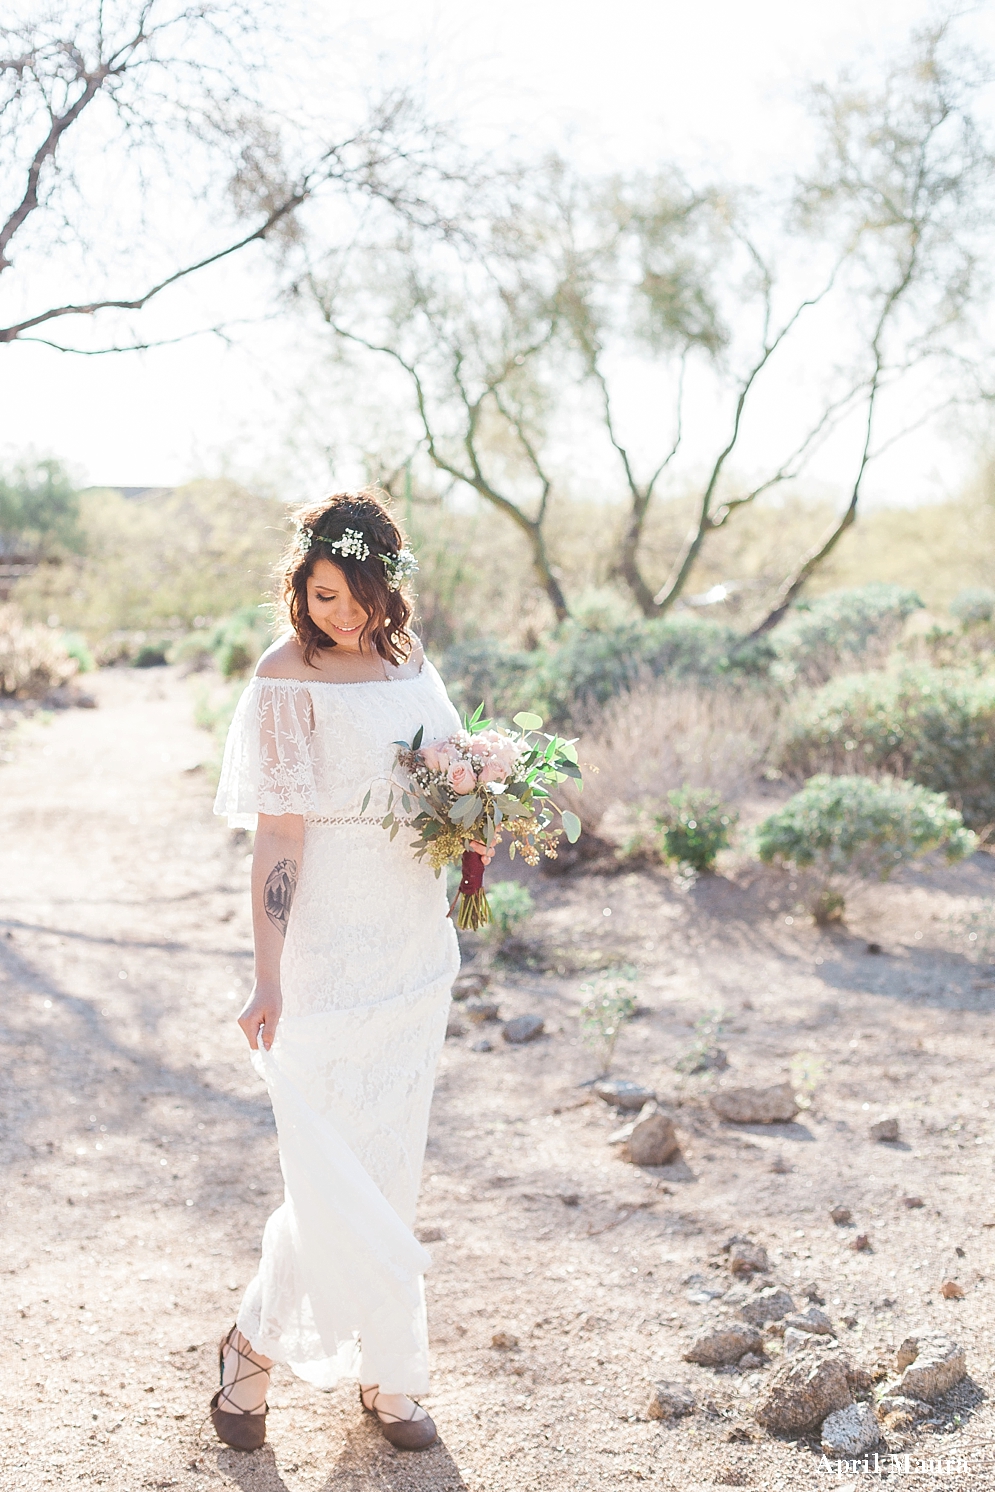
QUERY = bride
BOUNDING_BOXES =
[210,489,491,1452]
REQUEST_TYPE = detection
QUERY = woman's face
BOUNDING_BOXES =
[306,557,369,652]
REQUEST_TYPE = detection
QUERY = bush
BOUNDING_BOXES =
[560,680,779,839]
[780,665,995,830]
[756,774,975,923]
[579,968,638,1075]
[770,584,924,685]
[620,789,737,872]
[480,880,535,942]
[657,788,737,872]
[208,606,273,679]
[440,613,756,731]
[0,604,78,698]
[435,638,534,721]
[62,632,94,673]
[132,642,169,668]
[950,587,995,626]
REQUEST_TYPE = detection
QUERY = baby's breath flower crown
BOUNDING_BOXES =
[295,522,417,591]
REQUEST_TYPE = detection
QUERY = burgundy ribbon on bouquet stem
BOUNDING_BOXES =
[448,848,485,918]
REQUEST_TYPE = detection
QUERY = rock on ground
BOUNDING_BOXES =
[464,997,501,1023]
[895,1333,966,1402]
[724,1237,770,1276]
[684,1326,762,1367]
[503,1013,544,1044]
[646,1381,695,1419]
[610,1101,680,1166]
[754,1351,853,1434]
[452,971,490,999]
[875,1394,933,1424]
[829,1204,852,1225]
[739,1287,795,1326]
[869,1116,900,1142]
[710,1083,799,1124]
[783,1307,834,1336]
[820,1402,880,1457]
[594,1079,656,1110]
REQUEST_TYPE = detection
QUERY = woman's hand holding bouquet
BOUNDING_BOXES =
[364,707,582,929]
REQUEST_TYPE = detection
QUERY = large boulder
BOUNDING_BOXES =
[684,1326,762,1367]
[895,1333,966,1403]
[711,1083,799,1124]
[754,1351,853,1434]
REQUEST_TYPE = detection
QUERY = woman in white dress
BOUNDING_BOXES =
[209,490,491,1452]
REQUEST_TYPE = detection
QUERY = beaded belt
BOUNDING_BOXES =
[305,814,413,827]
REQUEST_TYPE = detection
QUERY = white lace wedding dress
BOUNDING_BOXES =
[213,659,461,1393]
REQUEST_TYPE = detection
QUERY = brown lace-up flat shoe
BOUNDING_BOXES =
[360,1384,438,1450]
[209,1325,269,1451]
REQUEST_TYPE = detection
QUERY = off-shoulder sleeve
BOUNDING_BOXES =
[213,678,318,829]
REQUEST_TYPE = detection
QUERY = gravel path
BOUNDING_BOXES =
[2,668,994,1490]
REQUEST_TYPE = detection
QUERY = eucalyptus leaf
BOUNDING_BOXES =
[514,711,543,729]
[562,810,582,844]
[360,788,371,814]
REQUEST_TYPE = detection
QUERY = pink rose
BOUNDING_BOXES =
[479,757,508,784]
[420,741,451,773]
[447,760,477,795]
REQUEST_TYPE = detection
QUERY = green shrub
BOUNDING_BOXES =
[167,632,214,674]
[618,789,737,872]
[579,968,638,1075]
[770,584,923,685]
[480,880,535,942]
[61,632,94,673]
[435,638,534,721]
[440,614,750,730]
[209,606,273,679]
[950,587,995,625]
[132,642,169,668]
[780,665,995,830]
[657,788,737,872]
[756,774,975,923]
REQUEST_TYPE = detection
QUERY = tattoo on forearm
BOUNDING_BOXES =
[263,858,298,938]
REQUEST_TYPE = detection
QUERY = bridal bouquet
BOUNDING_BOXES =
[363,707,583,929]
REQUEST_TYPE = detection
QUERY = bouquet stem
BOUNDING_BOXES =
[448,848,491,931]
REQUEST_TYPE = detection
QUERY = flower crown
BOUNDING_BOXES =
[295,523,417,591]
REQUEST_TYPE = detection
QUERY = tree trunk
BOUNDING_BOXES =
[745,492,859,639]
[615,498,657,617]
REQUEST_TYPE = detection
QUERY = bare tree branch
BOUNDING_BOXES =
[652,257,844,610]
[315,302,569,620]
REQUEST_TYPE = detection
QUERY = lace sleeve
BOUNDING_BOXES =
[213,678,318,829]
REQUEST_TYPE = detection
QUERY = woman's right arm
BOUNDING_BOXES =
[237,812,305,1050]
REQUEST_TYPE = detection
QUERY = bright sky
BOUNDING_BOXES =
[3,0,991,501]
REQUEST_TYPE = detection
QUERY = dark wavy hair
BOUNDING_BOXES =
[280,489,413,668]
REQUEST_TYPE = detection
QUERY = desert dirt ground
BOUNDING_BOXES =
[2,665,995,1492]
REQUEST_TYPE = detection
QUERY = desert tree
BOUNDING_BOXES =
[747,16,995,635]
[0,0,468,352]
[560,17,995,624]
[305,208,575,621]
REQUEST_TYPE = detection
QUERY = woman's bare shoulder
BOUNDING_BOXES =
[254,635,310,681]
[405,631,425,669]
